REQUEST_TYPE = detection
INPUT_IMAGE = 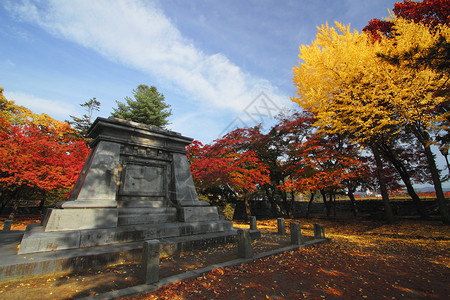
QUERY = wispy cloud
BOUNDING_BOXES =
[5,0,289,113]
[4,91,76,118]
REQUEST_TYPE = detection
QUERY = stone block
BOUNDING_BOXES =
[178,206,219,222]
[68,141,121,203]
[172,153,209,207]
[2,220,12,231]
[314,223,325,239]
[249,216,257,230]
[141,240,160,284]
[277,218,286,235]
[18,229,81,254]
[290,222,303,246]
[43,208,118,232]
[237,229,252,258]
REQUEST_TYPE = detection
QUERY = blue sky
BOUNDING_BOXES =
[1,0,398,144]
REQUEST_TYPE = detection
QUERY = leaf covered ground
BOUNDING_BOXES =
[0,216,448,299]
[132,218,449,300]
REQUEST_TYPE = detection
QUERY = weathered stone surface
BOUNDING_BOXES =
[66,141,121,205]
[249,216,257,230]
[290,222,303,245]
[172,153,209,207]
[18,227,81,254]
[314,223,325,239]
[277,218,286,235]
[237,229,252,258]
[141,240,160,284]
[18,220,234,254]
[178,206,219,222]
[43,208,118,232]
[19,117,234,254]
[2,220,12,231]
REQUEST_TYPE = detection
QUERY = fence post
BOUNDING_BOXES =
[313,223,325,239]
[237,229,253,258]
[277,218,286,235]
[290,222,303,246]
[2,220,12,231]
[249,216,257,230]
[141,240,160,284]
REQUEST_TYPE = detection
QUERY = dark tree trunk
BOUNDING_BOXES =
[263,185,279,218]
[38,190,47,213]
[423,144,450,224]
[379,143,429,219]
[321,190,331,218]
[306,192,315,218]
[347,189,359,217]
[410,126,450,224]
[372,144,395,223]
[280,190,291,218]
[290,190,296,217]
[243,197,251,221]
[332,193,337,217]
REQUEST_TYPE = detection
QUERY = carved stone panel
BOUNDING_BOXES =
[120,164,165,196]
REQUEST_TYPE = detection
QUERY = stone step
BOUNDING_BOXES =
[118,213,178,226]
[118,200,167,208]
[18,220,236,254]
[118,207,177,215]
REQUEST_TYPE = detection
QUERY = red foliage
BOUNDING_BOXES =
[363,0,450,40]
[187,131,269,196]
[394,0,450,27]
[0,117,89,191]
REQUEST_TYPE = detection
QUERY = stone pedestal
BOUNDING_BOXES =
[290,222,303,246]
[249,216,257,230]
[237,229,252,258]
[314,223,325,239]
[18,117,234,255]
[141,240,160,284]
[277,218,286,235]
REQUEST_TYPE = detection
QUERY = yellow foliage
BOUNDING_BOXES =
[0,86,75,140]
[292,19,449,144]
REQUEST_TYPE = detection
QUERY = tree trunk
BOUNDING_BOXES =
[372,144,395,223]
[410,126,450,224]
[347,188,359,217]
[379,143,429,219]
[263,185,279,218]
[243,197,251,221]
[280,190,291,218]
[321,190,331,218]
[38,190,47,213]
[423,144,450,224]
[306,192,315,218]
[332,193,337,217]
[290,190,296,217]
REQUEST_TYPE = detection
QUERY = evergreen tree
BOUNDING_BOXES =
[111,84,172,128]
[68,98,101,138]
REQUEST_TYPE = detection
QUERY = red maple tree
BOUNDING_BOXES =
[0,88,89,217]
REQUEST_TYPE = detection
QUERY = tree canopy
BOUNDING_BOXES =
[0,87,89,217]
[292,15,449,223]
[111,84,172,128]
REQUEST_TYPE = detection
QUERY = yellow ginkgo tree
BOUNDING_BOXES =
[292,19,450,223]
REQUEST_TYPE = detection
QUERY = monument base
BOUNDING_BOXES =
[18,219,235,255]
[42,208,118,232]
[178,206,220,222]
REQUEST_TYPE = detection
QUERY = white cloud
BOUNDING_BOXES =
[4,91,76,118]
[6,0,290,113]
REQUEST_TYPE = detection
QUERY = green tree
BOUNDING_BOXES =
[68,98,101,138]
[111,84,172,128]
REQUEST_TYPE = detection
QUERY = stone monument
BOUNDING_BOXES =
[18,117,235,254]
